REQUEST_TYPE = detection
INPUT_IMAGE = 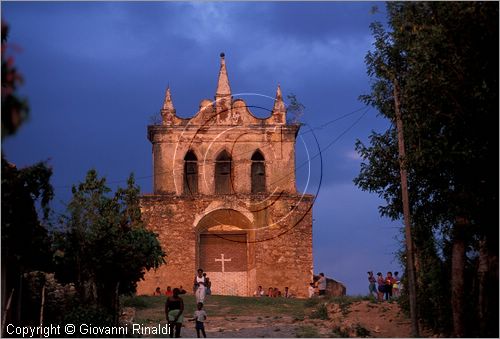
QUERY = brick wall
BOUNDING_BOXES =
[136,194,314,298]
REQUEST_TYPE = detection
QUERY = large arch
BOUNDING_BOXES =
[195,208,255,296]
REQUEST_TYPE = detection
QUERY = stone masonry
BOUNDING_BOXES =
[136,54,314,298]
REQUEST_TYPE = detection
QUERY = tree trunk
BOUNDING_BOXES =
[477,239,488,335]
[393,78,420,337]
[451,217,466,337]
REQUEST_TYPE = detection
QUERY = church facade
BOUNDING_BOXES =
[137,54,314,298]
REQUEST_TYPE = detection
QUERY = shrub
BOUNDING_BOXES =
[310,303,329,320]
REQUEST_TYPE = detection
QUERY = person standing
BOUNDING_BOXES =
[190,302,207,338]
[367,271,377,298]
[392,271,400,297]
[203,273,212,296]
[308,282,315,298]
[194,269,206,303]
[384,271,395,300]
[376,272,385,301]
[165,288,184,338]
[317,273,327,296]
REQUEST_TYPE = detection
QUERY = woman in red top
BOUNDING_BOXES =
[165,286,173,297]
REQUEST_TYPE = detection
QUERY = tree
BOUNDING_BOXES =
[1,21,29,138]
[1,21,55,328]
[355,2,498,336]
[286,93,305,123]
[54,169,165,322]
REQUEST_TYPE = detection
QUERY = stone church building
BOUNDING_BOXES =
[137,54,314,298]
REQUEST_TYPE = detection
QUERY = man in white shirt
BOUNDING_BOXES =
[318,273,327,296]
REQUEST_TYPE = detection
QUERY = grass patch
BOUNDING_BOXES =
[122,295,166,309]
[128,294,307,324]
[327,296,355,316]
[304,297,322,308]
[310,303,329,320]
[295,325,320,338]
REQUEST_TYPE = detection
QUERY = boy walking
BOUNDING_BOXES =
[190,302,207,338]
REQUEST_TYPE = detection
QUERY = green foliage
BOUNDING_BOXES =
[1,157,54,271]
[304,297,321,308]
[357,2,498,336]
[62,306,114,338]
[1,21,30,138]
[122,295,160,309]
[54,169,165,316]
[286,93,305,123]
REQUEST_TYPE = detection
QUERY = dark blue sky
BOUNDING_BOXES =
[2,2,402,295]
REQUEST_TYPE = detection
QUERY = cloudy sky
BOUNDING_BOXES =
[2,2,402,295]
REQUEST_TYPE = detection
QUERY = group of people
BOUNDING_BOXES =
[163,268,211,338]
[367,271,401,301]
[154,285,187,296]
[253,285,294,298]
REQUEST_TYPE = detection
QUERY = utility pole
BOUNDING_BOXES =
[393,78,420,337]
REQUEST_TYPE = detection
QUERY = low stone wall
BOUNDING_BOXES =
[326,277,347,296]
[313,274,346,296]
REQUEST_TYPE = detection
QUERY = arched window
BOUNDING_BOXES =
[251,150,266,193]
[184,150,198,194]
[215,150,232,194]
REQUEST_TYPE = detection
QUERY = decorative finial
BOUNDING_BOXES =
[272,84,286,123]
[161,86,176,124]
[216,52,231,96]
[276,84,282,99]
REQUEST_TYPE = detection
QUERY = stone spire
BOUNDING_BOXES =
[216,52,231,97]
[162,87,175,112]
[161,87,176,125]
[272,85,286,124]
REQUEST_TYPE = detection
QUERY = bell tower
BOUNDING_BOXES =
[138,54,314,297]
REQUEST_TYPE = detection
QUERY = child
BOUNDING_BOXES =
[308,282,315,298]
[393,272,400,297]
[203,273,212,296]
[190,302,207,338]
[165,286,173,297]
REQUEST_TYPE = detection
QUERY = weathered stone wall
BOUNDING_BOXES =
[136,194,313,298]
[139,55,315,299]
[149,124,299,195]
[326,278,347,296]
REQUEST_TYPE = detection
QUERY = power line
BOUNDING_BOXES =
[52,106,370,190]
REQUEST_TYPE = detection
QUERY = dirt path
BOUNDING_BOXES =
[181,315,300,338]
[126,295,432,337]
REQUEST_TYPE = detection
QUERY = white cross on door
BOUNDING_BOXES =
[215,253,232,272]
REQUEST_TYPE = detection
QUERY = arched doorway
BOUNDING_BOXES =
[195,209,254,296]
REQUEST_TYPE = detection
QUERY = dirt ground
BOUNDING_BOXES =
[126,295,434,338]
